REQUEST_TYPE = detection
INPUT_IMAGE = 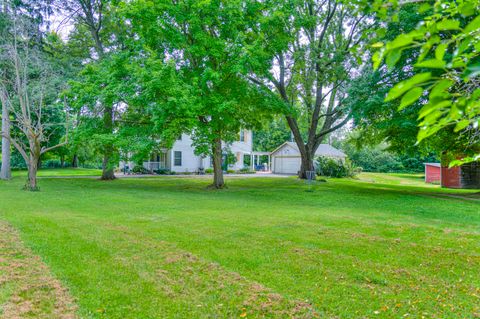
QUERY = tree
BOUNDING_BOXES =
[1,0,13,180]
[127,0,276,188]
[0,14,68,190]
[253,117,292,152]
[374,0,480,165]
[62,0,119,180]
[247,0,375,178]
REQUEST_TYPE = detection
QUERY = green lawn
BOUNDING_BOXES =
[12,167,102,178]
[0,172,479,318]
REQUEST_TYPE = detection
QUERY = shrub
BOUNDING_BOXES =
[132,165,149,174]
[154,168,171,175]
[205,168,214,174]
[43,159,67,168]
[238,167,256,174]
[227,169,235,174]
[315,156,357,178]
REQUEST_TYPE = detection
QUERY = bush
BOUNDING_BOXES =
[43,159,68,168]
[154,168,171,175]
[132,165,149,174]
[315,156,357,178]
[237,167,256,174]
[205,168,213,174]
[227,169,235,174]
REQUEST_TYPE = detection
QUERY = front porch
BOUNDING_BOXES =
[249,151,271,172]
[143,152,168,172]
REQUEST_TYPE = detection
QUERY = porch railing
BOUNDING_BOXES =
[143,161,167,172]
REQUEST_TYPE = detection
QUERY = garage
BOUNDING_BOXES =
[274,156,301,175]
[271,142,346,175]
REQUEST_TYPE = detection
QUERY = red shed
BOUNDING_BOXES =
[424,163,441,184]
[441,162,480,189]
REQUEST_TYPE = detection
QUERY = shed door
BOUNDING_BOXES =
[274,157,300,174]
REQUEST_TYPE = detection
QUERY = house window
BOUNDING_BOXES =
[174,151,182,166]
[239,130,245,142]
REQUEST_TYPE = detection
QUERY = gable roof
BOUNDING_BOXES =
[271,141,346,158]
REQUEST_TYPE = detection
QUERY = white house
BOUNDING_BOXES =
[271,142,346,174]
[121,130,254,173]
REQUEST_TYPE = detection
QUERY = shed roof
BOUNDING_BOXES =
[271,142,346,158]
[424,163,441,167]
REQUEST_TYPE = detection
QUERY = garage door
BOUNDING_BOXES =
[274,157,301,174]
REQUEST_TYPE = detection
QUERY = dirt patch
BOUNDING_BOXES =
[0,222,77,319]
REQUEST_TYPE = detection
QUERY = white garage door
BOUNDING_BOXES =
[274,157,301,174]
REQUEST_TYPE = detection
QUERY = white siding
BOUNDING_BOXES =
[170,134,203,173]
[271,142,346,175]
[224,130,253,170]
[132,130,253,173]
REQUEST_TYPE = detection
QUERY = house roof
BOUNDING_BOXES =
[424,163,441,167]
[271,141,346,158]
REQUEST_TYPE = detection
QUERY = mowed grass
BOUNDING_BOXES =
[0,172,479,318]
[12,167,102,178]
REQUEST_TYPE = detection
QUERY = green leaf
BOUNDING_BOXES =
[454,120,471,132]
[435,43,447,61]
[371,42,384,48]
[385,72,432,102]
[387,34,414,50]
[418,3,431,13]
[386,48,402,69]
[430,79,453,99]
[464,63,480,79]
[464,15,480,33]
[436,19,461,31]
[456,37,472,55]
[418,125,442,141]
[372,50,384,70]
[418,100,451,119]
[399,87,423,110]
[415,59,446,69]
[460,2,476,16]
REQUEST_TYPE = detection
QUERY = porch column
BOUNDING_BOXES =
[268,155,271,171]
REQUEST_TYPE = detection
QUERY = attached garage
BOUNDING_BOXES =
[271,142,346,175]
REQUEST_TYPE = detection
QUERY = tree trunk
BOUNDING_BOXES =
[60,155,65,168]
[71,154,78,168]
[211,137,225,189]
[25,157,39,191]
[37,156,42,170]
[298,150,315,179]
[101,151,115,180]
[0,101,11,180]
[101,105,115,180]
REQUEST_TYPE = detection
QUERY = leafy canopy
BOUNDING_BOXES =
[374,0,480,164]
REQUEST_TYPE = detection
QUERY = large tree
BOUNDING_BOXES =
[62,0,119,179]
[127,0,276,188]
[0,11,69,190]
[0,1,11,180]
[247,0,375,178]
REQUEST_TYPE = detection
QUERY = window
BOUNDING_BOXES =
[174,151,182,166]
[239,130,245,142]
